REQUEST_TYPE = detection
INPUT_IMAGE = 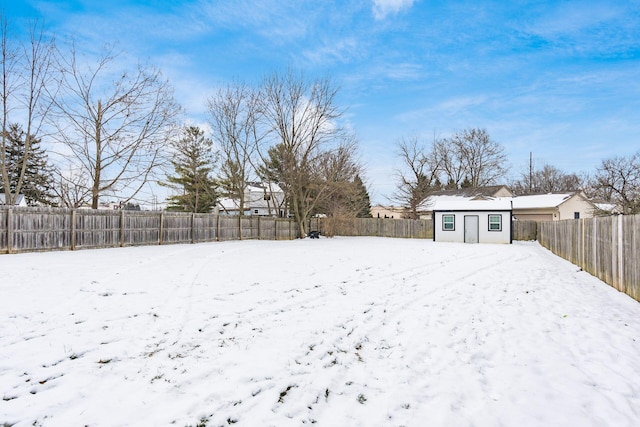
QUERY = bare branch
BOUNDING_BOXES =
[48,46,180,208]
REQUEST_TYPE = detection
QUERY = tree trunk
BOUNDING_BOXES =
[91,100,103,209]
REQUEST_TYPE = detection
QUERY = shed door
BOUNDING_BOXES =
[464,215,479,243]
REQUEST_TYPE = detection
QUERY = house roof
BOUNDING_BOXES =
[0,193,26,206]
[510,193,577,209]
[592,201,620,213]
[419,186,513,211]
[424,191,593,212]
[432,197,512,211]
[428,185,512,198]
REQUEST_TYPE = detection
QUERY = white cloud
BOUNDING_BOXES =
[302,37,362,66]
[372,0,417,20]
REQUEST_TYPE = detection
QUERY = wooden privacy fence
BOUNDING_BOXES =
[538,215,640,303]
[512,220,538,241]
[0,207,300,253]
[314,217,433,239]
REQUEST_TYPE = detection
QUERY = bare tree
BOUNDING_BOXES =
[314,138,362,218]
[437,128,507,188]
[0,18,55,205]
[592,152,640,214]
[259,68,354,236]
[48,45,180,209]
[53,166,92,208]
[392,135,441,219]
[207,81,261,215]
[511,163,583,195]
[435,135,465,189]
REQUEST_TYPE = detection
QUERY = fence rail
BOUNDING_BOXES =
[538,215,640,303]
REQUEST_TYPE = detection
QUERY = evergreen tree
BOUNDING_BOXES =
[0,123,56,205]
[163,126,218,213]
[353,175,372,218]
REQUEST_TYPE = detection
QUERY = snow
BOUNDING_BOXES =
[510,193,573,209]
[1,238,640,427]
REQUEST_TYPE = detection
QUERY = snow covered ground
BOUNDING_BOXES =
[1,237,639,427]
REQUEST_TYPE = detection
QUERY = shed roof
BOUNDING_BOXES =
[432,197,512,211]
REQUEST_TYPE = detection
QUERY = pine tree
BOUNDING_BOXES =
[0,123,56,205]
[460,176,472,188]
[353,175,372,218]
[163,126,218,213]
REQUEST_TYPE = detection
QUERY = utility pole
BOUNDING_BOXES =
[529,152,533,193]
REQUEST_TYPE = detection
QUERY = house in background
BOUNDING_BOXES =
[217,182,287,217]
[421,186,598,222]
[591,201,622,216]
[432,198,513,244]
[371,205,406,219]
[511,192,596,221]
[0,193,27,207]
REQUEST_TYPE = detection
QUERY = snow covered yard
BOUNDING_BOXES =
[1,238,639,427]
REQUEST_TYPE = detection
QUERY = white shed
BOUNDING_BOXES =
[432,198,513,244]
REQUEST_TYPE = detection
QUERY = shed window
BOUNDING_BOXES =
[488,214,502,231]
[442,214,455,231]
[574,212,580,219]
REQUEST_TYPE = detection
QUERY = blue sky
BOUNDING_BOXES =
[3,0,640,204]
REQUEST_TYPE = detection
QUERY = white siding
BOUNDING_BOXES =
[434,211,512,244]
[557,194,595,220]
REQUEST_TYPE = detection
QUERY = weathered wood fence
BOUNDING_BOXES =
[538,215,640,303]
[512,220,538,241]
[0,207,300,253]
[313,217,433,239]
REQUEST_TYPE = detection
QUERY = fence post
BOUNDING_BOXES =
[257,216,261,240]
[238,215,242,241]
[610,215,617,289]
[191,213,196,244]
[71,209,77,250]
[7,208,13,254]
[580,218,584,270]
[159,211,164,245]
[618,215,624,292]
[120,210,125,247]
